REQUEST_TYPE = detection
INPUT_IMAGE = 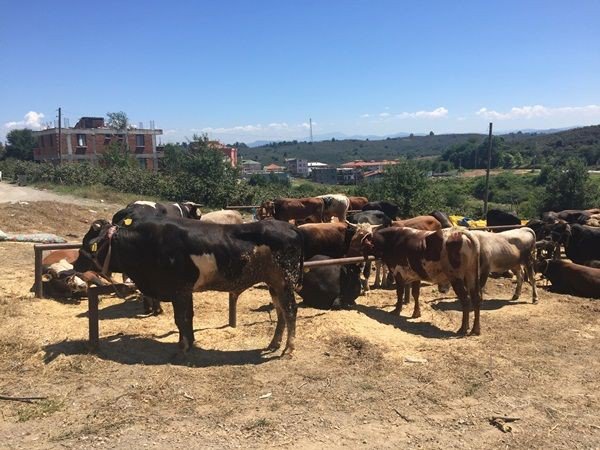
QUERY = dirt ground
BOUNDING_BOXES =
[0,200,599,449]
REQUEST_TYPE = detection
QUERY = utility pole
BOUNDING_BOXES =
[483,122,493,216]
[309,118,313,144]
[57,107,62,163]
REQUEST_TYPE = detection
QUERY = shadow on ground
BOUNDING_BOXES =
[42,334,281,367]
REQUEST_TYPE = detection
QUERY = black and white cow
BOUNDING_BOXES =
[112,200,203,224]
[82,217,304,355]
[298,255,362,309]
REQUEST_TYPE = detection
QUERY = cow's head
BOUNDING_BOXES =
[79,219,115,272]
[181,202,203,220]
[347,222,382,257]
[257,201,275,220]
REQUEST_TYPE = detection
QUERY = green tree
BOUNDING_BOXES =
[5,128,36,160]
[0,142,5,160]
[539,158,599,212]
[106,111,129,130]
[98,142,137,168]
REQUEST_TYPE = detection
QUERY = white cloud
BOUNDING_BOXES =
[197,121,316,143]
[476,104,600,120]
[4,111,45,130]
[361,106,448,120]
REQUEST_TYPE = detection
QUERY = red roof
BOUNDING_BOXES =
[340,160,398,169]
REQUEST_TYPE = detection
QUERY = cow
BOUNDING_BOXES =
[200,210,243,224]
[537,259,600,298]
[362,201,401,220]
[257,197,324,223]
[39,250,109,298]
[317,194,350,222]
[81,217,304,355]
[471,228,538,303]
[298,256,362,309]
[486,209,521,227]
[346,211,392,292]
[542,209,597,225]
[565,224,600,266]
[392,216,442,231]
[430,211,453,228]
[297,222,355,260]
[348,196,369,211]
[113,200,203,224]
[361,226,482,335]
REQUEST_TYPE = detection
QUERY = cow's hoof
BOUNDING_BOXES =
[179,336,191,352]
[511,294,519,301]
[532,299,539,304]
[411,311,421,319]
[456,327,468,336]
[280,346,294,358]
[265,341,282,352]
[469,328,481,336]
[390,308,402,316]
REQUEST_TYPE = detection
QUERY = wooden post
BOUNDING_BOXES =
[34,245,44,298]
[483,122,493,216]
[88,289,99,350]
[228,293,238,328]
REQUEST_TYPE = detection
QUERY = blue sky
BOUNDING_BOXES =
[2,0,599,144]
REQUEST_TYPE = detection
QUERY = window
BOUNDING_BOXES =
[76,134,87,147]
[46,135,53,147]
[135,134,145,147]
[104,134,111,145]
[137,158,147,169]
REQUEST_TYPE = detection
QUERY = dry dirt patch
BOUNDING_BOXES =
[0,202,599,449]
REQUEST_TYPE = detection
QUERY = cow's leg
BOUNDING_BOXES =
[479,271,489,300]
[173,293,194,351]
[280,284,297,356]
[266,287,285,351]
[511,265,523,300]
[468,281,482,336]
[402,284,410,304]
[372,261,381,289]
[411,281,422,318]
[391,272,405,315]
[451,279,470,336]
[361,263,371,295]
[525,260,538,303]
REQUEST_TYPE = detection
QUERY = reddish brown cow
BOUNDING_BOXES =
[258,197,324,223]
[348,196,369,211]
[297,222,355,259]
[361,227,482,335]
[42,249,80,265]
[538,259,600,298]
[392,215,442,231]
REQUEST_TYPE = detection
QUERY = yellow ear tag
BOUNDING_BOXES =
[91,242,97,252]
[123,218,133,226]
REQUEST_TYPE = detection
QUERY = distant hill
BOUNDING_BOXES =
[238,125,600,166]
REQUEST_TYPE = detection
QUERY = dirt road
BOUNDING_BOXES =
[0,181,116,208]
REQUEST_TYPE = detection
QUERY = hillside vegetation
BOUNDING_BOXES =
[238,125,600,168]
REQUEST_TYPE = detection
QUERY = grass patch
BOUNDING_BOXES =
[17,398,63,422]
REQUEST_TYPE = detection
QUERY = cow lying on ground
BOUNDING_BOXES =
[538,259,600,298]
[361,226,482,335]
[258,197,324,223]
[82,217,304,354]
[200,209,243,224]
[318,194,350,222]
[298,256,362,309]
[471,227,538,303]
[39,249,109,298]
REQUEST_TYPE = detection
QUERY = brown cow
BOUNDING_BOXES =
[258,197,324,223]
[538,259,600,298]
[348,196,369,211]
[200,209,243,224]
[392,215,442,230]
[297,222,355,259]
[361,226,482,335]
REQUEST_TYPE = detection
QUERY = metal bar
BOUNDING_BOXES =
[33,243,82,298]
[303,255,376,269]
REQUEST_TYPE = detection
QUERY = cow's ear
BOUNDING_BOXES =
[92,221,102,231]
[194,208,202,219]
[42,274,52,282]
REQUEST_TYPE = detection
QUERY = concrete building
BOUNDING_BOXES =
[33,117,163,170]
[311,167,337,184]
[241,159,262,175]
[337,168,363,185]
[285,158,309,177]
